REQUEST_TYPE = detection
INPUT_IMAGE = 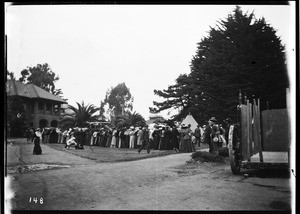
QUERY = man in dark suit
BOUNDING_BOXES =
[138,124,150,154]
[194,125,202,147]
[203,117,218,154]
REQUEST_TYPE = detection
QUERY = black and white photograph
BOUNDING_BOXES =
[4,2,296,212]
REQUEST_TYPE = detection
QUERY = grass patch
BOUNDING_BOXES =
[47,143,177,162]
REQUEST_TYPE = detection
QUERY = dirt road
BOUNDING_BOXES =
[6,139,292,211]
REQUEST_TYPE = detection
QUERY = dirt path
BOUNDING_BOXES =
[6,140,292,211]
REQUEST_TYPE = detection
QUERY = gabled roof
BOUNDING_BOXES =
[6,80,67,103]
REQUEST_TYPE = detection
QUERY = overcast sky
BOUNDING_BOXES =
[5,3,295,120]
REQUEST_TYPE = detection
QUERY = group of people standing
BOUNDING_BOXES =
[26,115,232,156]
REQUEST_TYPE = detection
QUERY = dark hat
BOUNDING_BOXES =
[224,117,234,123]
[209,117,217,122]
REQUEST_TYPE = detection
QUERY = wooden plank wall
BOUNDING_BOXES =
[241,104,250,160]
[240,100,262,161]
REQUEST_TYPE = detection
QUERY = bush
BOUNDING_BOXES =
[191,151,224,162]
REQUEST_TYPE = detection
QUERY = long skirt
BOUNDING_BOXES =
[186,139,195,152]
[111,136,117,147]
[33,138,42,155]
[129,136,135,148]
[106,137,112,147]
[180,138,195,153]
[115,137,119,148]
[153,138,159,150]
[159,138,165,150]
[118,138,122,148]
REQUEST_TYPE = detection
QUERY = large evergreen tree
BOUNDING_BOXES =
[101,83,134,117]
[150,6,288,124]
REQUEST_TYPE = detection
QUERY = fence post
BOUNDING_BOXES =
[257,99,263,162]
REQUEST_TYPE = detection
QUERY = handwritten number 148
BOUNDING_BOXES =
[29,197,43,204]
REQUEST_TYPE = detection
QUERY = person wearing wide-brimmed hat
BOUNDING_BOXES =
[178,124,194,153]
[110,127,118,148]
[32,128,42,155]
[129,126,136,149]
[203,117,219,154]
[223,117,234,143]
[152,125,160,150]
[138,124,150,154]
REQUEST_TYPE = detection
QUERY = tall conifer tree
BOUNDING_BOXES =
[150,6,288,124]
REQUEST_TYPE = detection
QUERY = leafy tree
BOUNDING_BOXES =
[115,111,146,128]
[18,63,63,97]
[101,83,134,118]
[150,6,288,125]
[59,101,100,128]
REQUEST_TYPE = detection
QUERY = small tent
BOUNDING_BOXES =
[181,113,199,132]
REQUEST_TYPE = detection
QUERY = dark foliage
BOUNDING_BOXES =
[150,6,288,125]
[18,63,64,98]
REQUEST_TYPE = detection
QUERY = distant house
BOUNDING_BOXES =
[146,114,166,125]
[6,80,67,130]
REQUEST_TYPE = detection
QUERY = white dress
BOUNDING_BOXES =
[129,130,135,148]
[111,130,117,148]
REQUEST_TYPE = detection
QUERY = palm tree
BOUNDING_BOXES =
[59,101,100,128]
[115,111,146,128]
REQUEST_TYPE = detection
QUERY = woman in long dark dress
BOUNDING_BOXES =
[33,128,42,155]
[179,124,195,153]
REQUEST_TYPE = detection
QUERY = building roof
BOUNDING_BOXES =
[7,80,67,103]
[146,116,165,125]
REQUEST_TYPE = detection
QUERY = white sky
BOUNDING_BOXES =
[5,3,295,120]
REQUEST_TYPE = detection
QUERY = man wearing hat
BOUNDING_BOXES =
[203,117,218,154]
[138,124,150,154]
[223,117,234,143]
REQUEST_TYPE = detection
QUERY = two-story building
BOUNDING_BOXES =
[7,80,68,130]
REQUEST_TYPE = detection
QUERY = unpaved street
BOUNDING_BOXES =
[6,139,292,211]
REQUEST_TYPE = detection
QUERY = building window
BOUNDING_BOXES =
[54,104,59,113]
[38,102,44,110]
[46,103,51,111]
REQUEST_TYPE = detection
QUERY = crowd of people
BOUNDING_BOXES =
[26,116,233,156]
